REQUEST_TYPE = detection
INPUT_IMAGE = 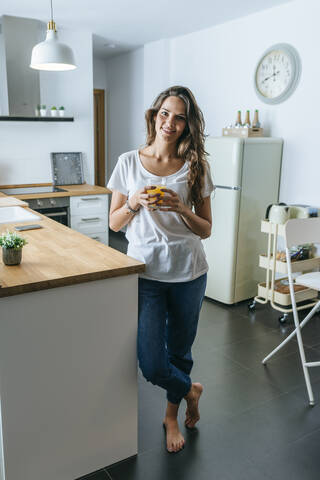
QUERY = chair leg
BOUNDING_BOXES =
[262,301,320,364]
[294,317,315,405]
[285,248,315,406]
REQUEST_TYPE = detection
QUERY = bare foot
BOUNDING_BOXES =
[184,382,203,429]
[163,417,185,453]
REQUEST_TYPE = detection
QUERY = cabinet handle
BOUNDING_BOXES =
[81,197,99,201]
[46,211,67,217]
[81,217,100,222]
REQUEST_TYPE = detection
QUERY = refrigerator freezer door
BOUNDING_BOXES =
[203,187,241,304]
[234,138,283,302]
[206,137,243,188]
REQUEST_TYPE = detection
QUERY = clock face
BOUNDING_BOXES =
[254,44,301,104]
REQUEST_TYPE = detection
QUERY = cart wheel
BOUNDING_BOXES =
[248,300,256,312]
[278,314,288,324]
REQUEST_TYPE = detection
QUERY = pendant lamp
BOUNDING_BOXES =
[30,0,76,71]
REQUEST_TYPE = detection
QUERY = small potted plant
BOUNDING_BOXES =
[58,106,65,117]
[35,104,41,117]
[40,104,47,116]
[0,231,28,266]
[51,106,58,117]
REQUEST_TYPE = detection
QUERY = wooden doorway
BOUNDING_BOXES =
[93,89,106,186]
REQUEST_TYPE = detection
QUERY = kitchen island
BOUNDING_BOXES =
[0,212,144,480]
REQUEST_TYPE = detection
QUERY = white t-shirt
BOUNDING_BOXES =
[107,149,214,283]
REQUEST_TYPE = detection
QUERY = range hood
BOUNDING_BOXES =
[0,15,44,116]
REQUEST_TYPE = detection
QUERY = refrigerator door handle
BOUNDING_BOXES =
[215,185,242,191]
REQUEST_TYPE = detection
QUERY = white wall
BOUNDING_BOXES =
[166,0,319,205]
[0,19,9,115]
[0,29,94,185]
[143,39,171,111]
[105,48,144,172]
[107,0,319,208]
[93,57,107,91]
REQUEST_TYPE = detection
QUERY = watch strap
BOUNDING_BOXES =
[126,198,140,214]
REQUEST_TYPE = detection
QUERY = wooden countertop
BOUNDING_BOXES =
[0,212,144,298]
[0,183,112,200]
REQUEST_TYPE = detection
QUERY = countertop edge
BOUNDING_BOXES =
[0,265,145,298]
[0,183,112,199]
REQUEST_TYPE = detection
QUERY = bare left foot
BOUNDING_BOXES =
[184,382,203,429]
[163,417,185,452]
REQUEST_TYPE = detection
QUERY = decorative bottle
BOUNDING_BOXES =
[235,110,242,127]
[252,109,261,128]
[244,110,251,127]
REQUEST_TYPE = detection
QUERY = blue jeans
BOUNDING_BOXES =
[138,273,207,404]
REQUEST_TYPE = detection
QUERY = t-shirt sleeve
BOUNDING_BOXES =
[107,155,128,196]
[202,162,215,198]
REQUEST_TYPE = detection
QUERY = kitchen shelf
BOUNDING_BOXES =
[259,254,320,273]
[258,281,317,307]
[251,220,319,320]
[0,116,74,122]
[261,220,285,236]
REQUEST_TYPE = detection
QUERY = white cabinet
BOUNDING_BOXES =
[70,194,109,244]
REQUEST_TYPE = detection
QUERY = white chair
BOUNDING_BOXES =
[262,217,320,406]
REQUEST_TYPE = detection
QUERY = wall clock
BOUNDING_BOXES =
[254,43,301,104]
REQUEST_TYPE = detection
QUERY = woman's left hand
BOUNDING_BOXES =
[158,188,187,214]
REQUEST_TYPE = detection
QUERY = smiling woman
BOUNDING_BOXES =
[107,85,215,453]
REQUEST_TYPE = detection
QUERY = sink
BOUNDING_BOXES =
[0,206,41,224]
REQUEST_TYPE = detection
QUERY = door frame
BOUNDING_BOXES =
[93,89,106,186]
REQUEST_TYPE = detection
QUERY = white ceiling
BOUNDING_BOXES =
[0,0,294,58]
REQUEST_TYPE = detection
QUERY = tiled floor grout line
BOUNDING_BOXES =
[103,468,113,480]
[209,348,320,399]
[208,329,298,353]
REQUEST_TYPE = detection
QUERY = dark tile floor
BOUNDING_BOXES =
[80,232,320,480]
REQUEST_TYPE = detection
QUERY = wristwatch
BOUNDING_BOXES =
[126,198,140,214]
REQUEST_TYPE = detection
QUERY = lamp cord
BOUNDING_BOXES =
[50,0,54,21]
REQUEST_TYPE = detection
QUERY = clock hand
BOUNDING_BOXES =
[262,74,273,83]
[262,70,281,83]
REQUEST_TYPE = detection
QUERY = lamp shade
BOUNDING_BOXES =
[30,30,76,71]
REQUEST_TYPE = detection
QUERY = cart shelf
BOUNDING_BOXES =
[250,220,320,323]
[259,254,320,274]
[257,281,317,306]
[261,220,285,236]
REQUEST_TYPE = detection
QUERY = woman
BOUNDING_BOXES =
[107,86,214,453]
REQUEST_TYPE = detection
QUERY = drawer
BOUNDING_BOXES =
[71,213,108,234]
[70,195,108,215]
[87,231,108,245]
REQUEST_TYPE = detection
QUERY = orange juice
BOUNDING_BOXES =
[147,185,165,208]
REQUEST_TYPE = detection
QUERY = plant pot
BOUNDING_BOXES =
[40,109,47,117]
[58,110,65,117]
[35,109,40,117]
[2,247,22,266]
[51,110,58,117]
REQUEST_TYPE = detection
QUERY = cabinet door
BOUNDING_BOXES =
[87,231,108,245]
[202,187,241,304]
[70,195,108,216]
[70,194,109,245]
[71,213,108,234]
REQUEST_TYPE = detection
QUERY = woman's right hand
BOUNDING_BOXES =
[130,186,161,211]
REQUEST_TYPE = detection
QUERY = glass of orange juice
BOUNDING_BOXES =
[146,185,165,209]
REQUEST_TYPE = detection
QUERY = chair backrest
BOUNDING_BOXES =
[284,218,320,248]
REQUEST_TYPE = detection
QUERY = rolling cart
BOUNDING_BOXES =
[248,220,320,324]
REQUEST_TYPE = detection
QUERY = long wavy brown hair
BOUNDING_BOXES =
[145,86,209,207]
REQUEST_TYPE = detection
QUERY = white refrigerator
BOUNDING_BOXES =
[203,136,283,304]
